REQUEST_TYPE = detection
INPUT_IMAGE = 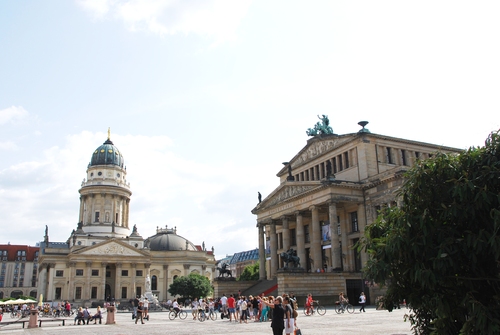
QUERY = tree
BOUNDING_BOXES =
[238,262,259,281]
[359,130,500,334]
[168,273,212,300]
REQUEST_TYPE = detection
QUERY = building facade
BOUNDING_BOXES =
[252,121,462,297]
[37,133,216,303]
[0,244,39,299]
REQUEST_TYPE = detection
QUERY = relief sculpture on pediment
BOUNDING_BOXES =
[267,186,315,207]
[87,243,137,256]
[296,137,351,165]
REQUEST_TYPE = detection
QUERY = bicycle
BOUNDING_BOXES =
[303,300,326,316]
[168,308,188,320]
[197,308,207,322]
[335,299,354,314]
[207,308,217,321]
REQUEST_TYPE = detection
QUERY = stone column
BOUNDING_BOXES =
[38,263,48,299]
[131,263,137,296]
[357,203,368,266]
[115,263,122,300]
[329,203,341,270]
[340,215,350,271]
[269,221,278,278]
[310,206,322,271]
[101,262,107,300]
[67,262,76,300]
[258,224,266,280]
[46,263,56,300]
[295,211,306,269]
[85,261,92,300]
[163,265,169,300]
[281,216,290,254]
[79,196,84,222]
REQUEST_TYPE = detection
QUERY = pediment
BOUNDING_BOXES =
[74,239,148,257]
[260,184,318,209]
[292,135,355,167]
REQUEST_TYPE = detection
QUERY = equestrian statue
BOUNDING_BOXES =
[281,248,301,269]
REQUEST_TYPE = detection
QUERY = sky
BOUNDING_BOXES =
[1,0,499,258]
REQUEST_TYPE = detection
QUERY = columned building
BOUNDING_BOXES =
[252,121,462,287]
[38,132,215,303]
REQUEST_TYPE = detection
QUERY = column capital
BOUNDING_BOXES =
[131,263,137,268]
[86,261,92,267]
[163,264,168,270]
[201,265,207,271]
[309,205,318,211]
[101,262,108,267]
[116,262,123,268]
[144,263,151,269]
[48,263,56,267]
[67,261,76,268]
[183,264,191,270]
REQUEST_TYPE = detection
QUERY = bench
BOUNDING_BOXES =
[0,319,29,328]
[38,318,67,327]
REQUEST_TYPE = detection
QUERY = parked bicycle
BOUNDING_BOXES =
[335,299,354,314]
[303,300,326,316]
[168,307,188,320]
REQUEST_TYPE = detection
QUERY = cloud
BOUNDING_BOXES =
[0,106,28,125]
[77,0,253,44]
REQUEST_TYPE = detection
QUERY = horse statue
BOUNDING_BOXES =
[281,248,301,269]
[217,262,232,278]
[306,114,334,136]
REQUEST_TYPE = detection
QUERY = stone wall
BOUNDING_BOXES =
[213,279,258,298]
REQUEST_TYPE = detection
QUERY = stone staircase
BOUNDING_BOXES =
[241,278,278,297]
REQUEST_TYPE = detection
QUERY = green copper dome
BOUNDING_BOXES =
[89,138,124,168]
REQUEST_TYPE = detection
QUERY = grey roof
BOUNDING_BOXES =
[229,248,259,264]
[89,138,124,168]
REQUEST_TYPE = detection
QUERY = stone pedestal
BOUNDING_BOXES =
[106,306,116,324]
[28,309,38,328]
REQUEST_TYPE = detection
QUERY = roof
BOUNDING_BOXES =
[0,244,39,261]
[229,248,259,264]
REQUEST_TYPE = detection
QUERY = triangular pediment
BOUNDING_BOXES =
[292,134,356,168]
[257,184,318,210]
[74,239,148,257]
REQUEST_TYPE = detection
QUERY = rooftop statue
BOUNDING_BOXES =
[306,115,334,136]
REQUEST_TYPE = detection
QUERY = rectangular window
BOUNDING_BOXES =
[136,270,143,277]
[55,287,62,300]
[91,287,98,299]
[95,211,100,222]
[401,149,407,166]
[278,233,283,250]
[344,152,349,169]
[106,271,111,278]
[121,287,127,299]
[337,216,341,236]
[55,270,64,277]
[415,151,420,159]
[333,157,337,173]
[75,287,82,300]
[386,147,393,164]
[136,287,142,297]
[290,228,296,246]
[338,154,343,171]
[350,211,359,232]
[76,269,84,276]
[121,270,129,276]
[91,269,99,276]
[304,225,310,243]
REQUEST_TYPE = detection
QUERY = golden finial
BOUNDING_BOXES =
[107,127,111,140]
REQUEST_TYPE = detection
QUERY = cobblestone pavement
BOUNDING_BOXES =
[0,306,413,335]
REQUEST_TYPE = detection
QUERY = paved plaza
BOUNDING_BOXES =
[1,306,413,335]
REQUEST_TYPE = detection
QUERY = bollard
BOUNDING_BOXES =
[28,308,39,328]
[106,305,116,324]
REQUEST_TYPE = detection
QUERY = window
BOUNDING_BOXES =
[401,149,407,166]
[350,211,358,232]
[76,269,84,276]
[91,287,97,299]
[278,233,283,249]
[333,157,337,173]
[121,287,127,299]
[415,151,420,159]
[344,152,349,169]
[152,275,157,291]
[55,287,62,300]
[55,270,64,277]
[91,269,99,276]
[95,211,100,222]
[290,228,296,246]
[136,287,142,297]
[121,270,128,276]
[304,225,310,243]
[386,147,393,164]
[75,287,82,299]
[338,154,343,171]
[136,270,143,277]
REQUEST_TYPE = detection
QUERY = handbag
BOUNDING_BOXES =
[294,328,302,335]
[293,309,298,318]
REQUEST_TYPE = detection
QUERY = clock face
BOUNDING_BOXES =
[98,172,102,176]
[117,173,120,178]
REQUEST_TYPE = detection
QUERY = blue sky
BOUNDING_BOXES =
[1,0,499,258]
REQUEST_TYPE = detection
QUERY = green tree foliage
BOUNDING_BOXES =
[360,130,500,334]
[167,273,212,300]
[238,262,259,281]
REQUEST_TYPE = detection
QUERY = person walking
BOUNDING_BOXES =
[283,296,295,335]
[227,294,237,322]
[135,301,144,324]
[359,292,366,312]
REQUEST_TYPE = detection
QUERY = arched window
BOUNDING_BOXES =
[152,275,157,291]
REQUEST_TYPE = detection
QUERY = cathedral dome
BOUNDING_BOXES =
[146,227,197,251]
[89,138,124,168]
